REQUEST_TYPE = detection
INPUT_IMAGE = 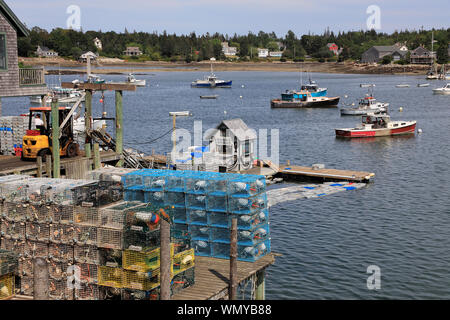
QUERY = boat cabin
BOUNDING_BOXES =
[362,114,390,128]
[300,83,319,92]
[360,96,377,107]
[281,90,311,101]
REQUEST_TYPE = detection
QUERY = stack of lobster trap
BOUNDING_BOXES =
[122,169,271,263]
[0,173,195,300]
[0,249,18,300]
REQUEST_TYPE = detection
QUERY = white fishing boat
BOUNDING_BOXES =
[30,87,85,104]
[417,83,430,87]
[340,91,388,116]
[432,83,450,95]
[191,63,232,88]
[395,84,410,88]
[360,83,375,88]
[125,73,146,86]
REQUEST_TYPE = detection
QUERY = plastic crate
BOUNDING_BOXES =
[123,269,160,291]
[172,249,195,276]
[98,266,123,288]
[186,194,207,210]
[190,239,212,257]
[228,193,267,215]
[0,273,15,300]
[188,225,210,241]
[25,222,50,242]
[206,195,227,212]
[187,209,208,226]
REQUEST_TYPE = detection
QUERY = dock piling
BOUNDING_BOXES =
[255,269,266,300]
[93,143,100,169]
[115,90,123,167]
[45,154,52,177]
[160,218,171,300]
[36,156,42,177]
[85,90,93,158]
[51,98,60,178]
[229,218,238,300]
[33,258,49,300]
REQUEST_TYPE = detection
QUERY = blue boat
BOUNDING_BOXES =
[281,80,327,100]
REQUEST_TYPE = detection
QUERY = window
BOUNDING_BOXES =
[244,140,251,157]
[0,33,6,70]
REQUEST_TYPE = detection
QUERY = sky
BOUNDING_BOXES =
[6,0,450,37]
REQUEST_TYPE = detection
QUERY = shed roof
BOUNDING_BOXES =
[205,118,257,141]
[0,0,29,37]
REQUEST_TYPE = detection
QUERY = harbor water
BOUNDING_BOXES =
[3,71,450,299]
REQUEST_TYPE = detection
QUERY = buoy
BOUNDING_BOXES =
[239,95,243,99]
[418,128,423,133]
[399,107,403,112]
[99,99,103,103]
[344,95,348,98]
[241,85,245,88]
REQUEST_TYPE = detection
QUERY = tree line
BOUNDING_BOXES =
[18,27,449,63]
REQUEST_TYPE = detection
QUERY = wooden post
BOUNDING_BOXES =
[36,156,42,177]
[51,98,60,178]
[255,269,266,300]
[33,258,48,300]
[229,218,238,300]
[93,143,100,170]
[45,154,52,178]
[85,90,93,158]
[0,97,2,117]
[115,90,124,167]
[160,218,171,300]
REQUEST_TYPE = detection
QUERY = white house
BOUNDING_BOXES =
[222,42,237,57]
[269,51,283,57]
[93,37,102,51]
[205,118,257,171]
[79,51,98,62]
[257,48,269,58]
[36,45,58,58]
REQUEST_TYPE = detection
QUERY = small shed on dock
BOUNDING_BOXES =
[205,118,257,171]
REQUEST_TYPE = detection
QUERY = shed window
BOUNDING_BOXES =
[0,34,6,70]
[244,140,250,156]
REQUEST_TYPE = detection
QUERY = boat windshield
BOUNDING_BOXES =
[301,84,318,91]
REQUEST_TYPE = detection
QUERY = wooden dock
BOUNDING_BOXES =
[0,151,121,177]
[171,254,276,300]
[278,164,375,183]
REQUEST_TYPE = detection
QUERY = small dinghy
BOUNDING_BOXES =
[200,95,219,99]
[417,83,430,87]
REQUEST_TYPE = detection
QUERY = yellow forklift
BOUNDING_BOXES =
[21,106,79,160]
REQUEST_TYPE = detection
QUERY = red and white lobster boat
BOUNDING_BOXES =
[335,113,416,138]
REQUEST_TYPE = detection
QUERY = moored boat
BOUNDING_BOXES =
[191,63,232,88]
[200,95,218,99]
[432,83,450,95]
[417,83,430,87]
[340,95,388,116]
[125,73,146,86]
[271,91,339,108]
[335,113,416,138]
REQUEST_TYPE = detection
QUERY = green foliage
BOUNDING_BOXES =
[381,55,392,64]
[16,26,449,65]
[436,40,449,64]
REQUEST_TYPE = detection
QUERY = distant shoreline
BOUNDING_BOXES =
[20,57,432,76]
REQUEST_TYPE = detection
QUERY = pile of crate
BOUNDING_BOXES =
[0,249,18,300]
[0,116,28,156]
[122,169,271,262]
[95,201,195,299]
[0,174,195,300]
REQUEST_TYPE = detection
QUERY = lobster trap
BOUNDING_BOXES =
[0,273,15,300]
[74,206,100,227]
[0,249,18,276]
[1,238,26,259]
[75,282,99,300]
[76,263,98,284]
[121,287,160,300]
[2,202,29,222]
[48,278,73,300]
[25,222,50,242]
[49,205,74,224]
[97,227,123,250]
[24,240,49,259]
[172,249,195,276]
[98,201,141,230]
[18,258,34,277]
[98,266,123,289]
[20,276,33,296]
[50,223,75,244]
[123,269,160,291]
[171,267,195,296]
[48,260,70,280]
[122,247,165,273]
[49,243,74,263]
[73,225,98,246]
[122,227,160,251]
[1,220,26,240]
[74,245,99,265]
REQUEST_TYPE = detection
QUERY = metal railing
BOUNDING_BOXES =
[19,67,46,86]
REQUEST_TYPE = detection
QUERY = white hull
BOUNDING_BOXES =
[127,79,146,87]
[395,84,410,88]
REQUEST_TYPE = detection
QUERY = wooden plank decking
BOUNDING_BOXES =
[171,254,276,300]
[279,164,375,182]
